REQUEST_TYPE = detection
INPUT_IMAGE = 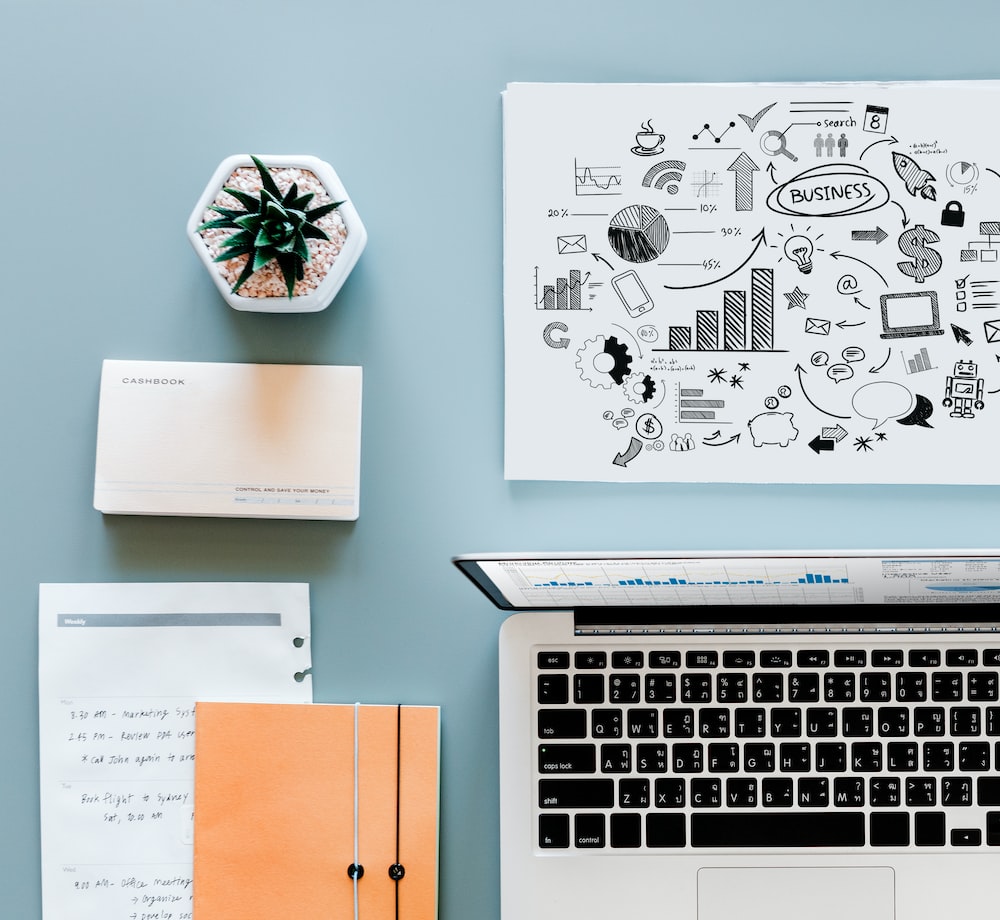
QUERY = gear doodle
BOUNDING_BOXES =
[575,335,633,388]
[622,371,657,404]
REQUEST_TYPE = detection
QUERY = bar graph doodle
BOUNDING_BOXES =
[503,81,1000,483]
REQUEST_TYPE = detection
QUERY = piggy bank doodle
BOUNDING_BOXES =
[747,411,799,448]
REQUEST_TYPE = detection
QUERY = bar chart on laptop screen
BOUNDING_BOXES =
[505,558,861,606]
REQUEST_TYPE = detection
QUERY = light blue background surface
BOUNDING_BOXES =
[3,1,1000,916]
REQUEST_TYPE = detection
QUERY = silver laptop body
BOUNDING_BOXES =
[454,550,1000,920]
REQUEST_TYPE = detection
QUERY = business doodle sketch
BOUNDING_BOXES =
[502,81,1000,483]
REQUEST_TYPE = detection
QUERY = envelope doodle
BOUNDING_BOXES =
[503,81,1000,484]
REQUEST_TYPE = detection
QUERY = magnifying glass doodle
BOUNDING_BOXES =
[760,129,798,162]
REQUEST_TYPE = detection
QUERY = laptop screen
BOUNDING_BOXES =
[454,551,1000,613]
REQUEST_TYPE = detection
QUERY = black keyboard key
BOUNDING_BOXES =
[835,650,867,667]
[978,776,1000,805]
[626,708,658,738]
[691,812,864,847]
[869,777,901,807]
[931,672,963,702]
[539,778,614,808]
[611,651,644,669]
[797,649,829,668]
[806,708,838,737]
[878,707,909,737]
[988,708,1000,735]
[574,813,605,847]
[575,650,606,669]
[788,672,820,703]
[687,650,718,668]
[600,743,631,773]
[619,778,651,809]
[761,650,793,668]
[753,673,783,702]
[988,812,1000,846]
[654,778,685,808]
[952,707,981,737]
[816,742,847,773]
[985,650,1000,667]
[851,742,882,772]
[574,674,604,704]
[744,743,776,773]
[923,741,954,771]
[538,743,596,773]
[716,673,747,703]
[915,811,946,846]
[942,776,973,806]
[873,649,904,667]
[913,707,945,736]
[538,651,569,669]
[661,708,694,738]
[636,743,668,773]
[779,743,811,772]
[896,672,927,702]
[947,649,978,667]
[959,742,990,771]
[770,708,801,737]
[707,743,739,773]
[645,674,676,703]
[860,672,891,702]
[910,649,941,668]
[951,828,981,846]
[968,672,998,701]
[681,673,712,703]
[646,813,685,847]
[762,778,793,807]
[727,778,758,807]
[734,708,766,737]
[610,812,641,848]
[870,812,909,846]
[538,673,569,703]
[672,742,703,773]
[609,673,641,703]
[798,778,829,807]
[843,707,874,737]
[906,777,936,807]
[649,651,680,668]
[723,650,755,668]
[591,709,622,738]
[691,778,723,808]
[538,813,570,848]
[538,708,586,738]
[699,708,730,738]
[834,778,865,806]
[824,673,855,702]
[887,742,919,772]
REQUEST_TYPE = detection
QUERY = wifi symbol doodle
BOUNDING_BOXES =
[641,160,687,195]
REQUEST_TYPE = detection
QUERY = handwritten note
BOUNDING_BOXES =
[38,583,312,920]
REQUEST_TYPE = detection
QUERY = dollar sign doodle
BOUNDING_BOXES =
[896,224,942,284]
[643,417,656,434]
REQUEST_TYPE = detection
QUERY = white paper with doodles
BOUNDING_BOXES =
[38,582,312,920]
[503,81,1000,482]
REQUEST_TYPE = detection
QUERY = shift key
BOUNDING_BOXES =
[540,778,615,808]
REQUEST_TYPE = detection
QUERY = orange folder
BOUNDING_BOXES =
[193,702,440,920]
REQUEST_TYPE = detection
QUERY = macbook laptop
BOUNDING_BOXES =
[453,549,1000,920]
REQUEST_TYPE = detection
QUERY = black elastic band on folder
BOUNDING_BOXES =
[387,704,405,920]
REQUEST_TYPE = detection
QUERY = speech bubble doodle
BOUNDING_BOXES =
[612,417,628,429]
[621,407,635,418]
[842,346,865,363]
[852,380,914,429]
[603,410,615,420]
[637,324,658,343]
[896,393,934,428]
[827,363,854,383]
[811,351,829,367]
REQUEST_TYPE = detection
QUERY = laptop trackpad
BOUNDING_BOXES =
[698,867,894,920]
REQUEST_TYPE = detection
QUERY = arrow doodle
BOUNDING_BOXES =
[612,436,643,467]
[851,227,888,244]
[727,152,759,212]
[795,364,851,419]
[663,229,767,291]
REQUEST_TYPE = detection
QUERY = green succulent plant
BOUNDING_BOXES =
[197,155,344,298]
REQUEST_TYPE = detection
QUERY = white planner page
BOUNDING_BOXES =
[38,582,313,920]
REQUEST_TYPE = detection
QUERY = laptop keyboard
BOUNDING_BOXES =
[534,642,1000,850]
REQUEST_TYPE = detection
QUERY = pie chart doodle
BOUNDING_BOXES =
[608,204,670,263]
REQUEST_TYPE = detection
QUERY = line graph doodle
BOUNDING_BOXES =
[574,157,622,196]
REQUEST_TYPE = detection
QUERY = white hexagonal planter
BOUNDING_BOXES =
[186,154,366,313]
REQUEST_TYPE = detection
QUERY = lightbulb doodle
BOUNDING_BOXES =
[503,81,1000,483]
